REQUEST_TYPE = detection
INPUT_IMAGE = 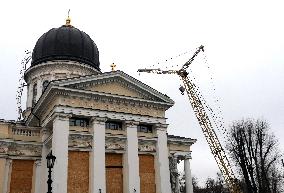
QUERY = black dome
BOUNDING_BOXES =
[31,25,100,71]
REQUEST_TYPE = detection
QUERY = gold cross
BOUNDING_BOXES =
[110,63,116,71]
[66,9,71,26]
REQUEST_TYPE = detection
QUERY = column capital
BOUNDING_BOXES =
[51,113,72,122]
[124,121,139,127]
[172,152,192,161]
[35,160,42,167]
[90,117,107,125]
[184,152,192,160]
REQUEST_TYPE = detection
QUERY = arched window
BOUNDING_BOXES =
[32,83,37,107]
[42,80,49,93]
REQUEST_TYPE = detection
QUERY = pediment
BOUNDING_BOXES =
[81,80,149,99]
[54,71,174,105]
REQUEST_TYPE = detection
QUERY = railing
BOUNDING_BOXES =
[12,128,40,137]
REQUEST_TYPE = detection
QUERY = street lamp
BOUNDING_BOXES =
[46,151,56,193]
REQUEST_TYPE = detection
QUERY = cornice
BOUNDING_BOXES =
[167,135,197,145]
[40,105,167,128]
[24,60,99,81]
[0,139,42,146]
[154,123,169,131]
[53,85,171,108]
[0,139,42,158]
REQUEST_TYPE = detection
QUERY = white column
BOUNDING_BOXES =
[155,124,171,193]
[124,121,140,193]
[52,114,70,193]
[2,159,12,193]
[91,117,107,193]
[184,153,193,193]
[40,145,48,193]
[33,160,42,193]
[174,156,180,193]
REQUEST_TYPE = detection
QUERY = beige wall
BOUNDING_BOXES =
[86,81,143,99]
[0,124,10,139]
[0,158,6,193]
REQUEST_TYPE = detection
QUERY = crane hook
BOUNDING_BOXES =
[179,86,185,95]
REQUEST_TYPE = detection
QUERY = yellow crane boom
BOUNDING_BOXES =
[138,45,241,193]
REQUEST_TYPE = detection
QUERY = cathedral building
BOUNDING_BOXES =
[0,17,196,193]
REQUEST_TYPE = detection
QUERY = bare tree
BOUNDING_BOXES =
[192,176,200,191]
[180,173,229,193]
[226,119,283,193]
[204,173,229,193]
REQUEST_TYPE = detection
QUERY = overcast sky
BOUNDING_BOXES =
[0,0,284,185]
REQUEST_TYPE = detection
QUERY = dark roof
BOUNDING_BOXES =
[31,25,100,71]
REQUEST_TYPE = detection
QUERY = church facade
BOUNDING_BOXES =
[0,18,196,193]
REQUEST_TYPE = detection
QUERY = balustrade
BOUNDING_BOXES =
[12,128,40,137]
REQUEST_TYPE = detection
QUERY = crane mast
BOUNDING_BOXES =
[138,46,241,193]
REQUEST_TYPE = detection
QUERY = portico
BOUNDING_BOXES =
[40,110,177,193]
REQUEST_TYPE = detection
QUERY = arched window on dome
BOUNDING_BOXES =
[32,83,37,107]
[42,80,49,93]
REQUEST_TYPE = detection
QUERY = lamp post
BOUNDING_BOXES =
[46,151,56,193]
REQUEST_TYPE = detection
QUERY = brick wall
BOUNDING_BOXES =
[139,154,156,193]
[67,151,89,193]
[106,153,123,193]
[10,160,34,193]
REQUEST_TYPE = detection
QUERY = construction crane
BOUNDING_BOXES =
[138,45,241,193]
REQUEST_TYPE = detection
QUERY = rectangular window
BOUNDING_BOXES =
[137,124,153,133]
[69,118,89,127]
[69,119,76,126]
[105,121,122,130]
[76,119,81,126]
